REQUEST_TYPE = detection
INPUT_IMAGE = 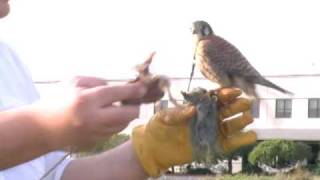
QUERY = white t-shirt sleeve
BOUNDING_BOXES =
[0,41,40,110]
[0,41,72,180]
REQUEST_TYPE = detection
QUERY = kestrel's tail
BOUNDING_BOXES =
[258,78,294,95]
[232,76,260,99]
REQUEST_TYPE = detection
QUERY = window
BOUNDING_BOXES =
[275,99,292,118]
[154,100,168,113]
[308,98,320,118]
[251,99,260,118]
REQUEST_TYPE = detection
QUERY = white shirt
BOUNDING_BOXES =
[0,42,71,180]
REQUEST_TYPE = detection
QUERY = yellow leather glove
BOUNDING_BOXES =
[132,88,257,177]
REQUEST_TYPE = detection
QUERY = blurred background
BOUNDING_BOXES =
[0,0,319,82]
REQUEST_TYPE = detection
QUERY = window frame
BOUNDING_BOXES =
[275,99,292,118]
[251,99,260,118]
[308,98,320,118]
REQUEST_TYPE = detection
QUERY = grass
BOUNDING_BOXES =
[153,168,320,180]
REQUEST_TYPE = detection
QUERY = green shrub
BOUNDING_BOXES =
[248,140,311,169]
[311,162,320,175]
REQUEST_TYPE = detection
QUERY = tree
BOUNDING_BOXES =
[249,140,311,170]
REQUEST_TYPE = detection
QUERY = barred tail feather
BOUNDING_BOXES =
[259,78,294,95]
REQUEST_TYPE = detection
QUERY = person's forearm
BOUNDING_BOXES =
[0,105,62,169]
[61,140,148,180]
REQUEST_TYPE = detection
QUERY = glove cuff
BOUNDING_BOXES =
[131,125,163,177]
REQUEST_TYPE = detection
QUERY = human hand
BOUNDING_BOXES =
[131,88,256,177]
[34,76,147,151]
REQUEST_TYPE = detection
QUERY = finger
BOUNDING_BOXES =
[216,88,242,104]
[71,76,107,89]
[220,98,251,119]
[99,105,140,126]
[221,131,257,153]
[156,105,196,125]
[220,111,253,135]
[89,82,147,106]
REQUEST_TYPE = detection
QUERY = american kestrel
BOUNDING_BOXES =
[192,20,292,98]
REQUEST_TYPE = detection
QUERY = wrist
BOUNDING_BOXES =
[27,103,69,151]
[132,125,164,177]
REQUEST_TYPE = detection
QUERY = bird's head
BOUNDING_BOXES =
[191,20,214,60]
[191,20,214,41]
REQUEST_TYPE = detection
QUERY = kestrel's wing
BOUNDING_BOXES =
[198,36,293,95]
[199,36,263,84]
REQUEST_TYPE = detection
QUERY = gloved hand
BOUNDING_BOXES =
[132,88,257,177]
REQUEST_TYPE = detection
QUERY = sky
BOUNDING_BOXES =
[0,0,320,81]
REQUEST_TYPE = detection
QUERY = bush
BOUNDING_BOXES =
[248,140,311,169]
[310,162,320,175]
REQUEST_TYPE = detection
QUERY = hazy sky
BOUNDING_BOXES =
[0,0,319,81]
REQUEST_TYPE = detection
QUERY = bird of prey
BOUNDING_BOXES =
[191,20,293,98]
